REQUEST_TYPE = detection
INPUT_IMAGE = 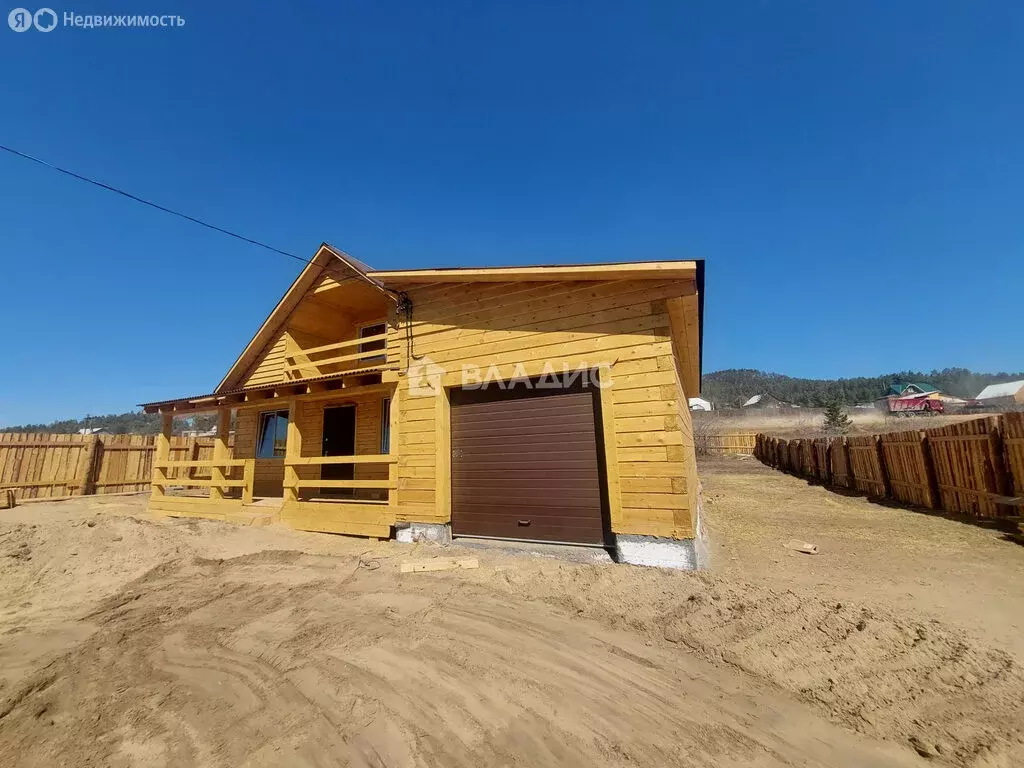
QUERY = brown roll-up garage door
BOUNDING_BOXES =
[450,385,607,545]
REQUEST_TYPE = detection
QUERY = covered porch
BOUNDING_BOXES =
[143,375,400,538]
[140,245,406,537]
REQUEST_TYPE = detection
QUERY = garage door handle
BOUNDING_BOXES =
[518,520,530,526]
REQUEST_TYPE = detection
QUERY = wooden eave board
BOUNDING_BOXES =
[141,366,393,413]
[368,260,698,284]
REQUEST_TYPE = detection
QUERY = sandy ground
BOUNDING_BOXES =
[0,472,1022,767]
[701,456,1024,657]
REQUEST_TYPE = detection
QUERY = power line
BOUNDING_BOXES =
[0,143,355,281]
[1,142,420,393]
[0,141,415,363]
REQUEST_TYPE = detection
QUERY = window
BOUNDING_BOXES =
[380,398,391,453]
[256,410,289,458]
[359,321,387,361]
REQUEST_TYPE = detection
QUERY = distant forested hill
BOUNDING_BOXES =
[4,367,1023,431]
[701,368,1024,408]
[0,411,218,435]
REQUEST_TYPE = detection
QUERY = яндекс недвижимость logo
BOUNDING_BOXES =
[8,8,57,31]
[8,9,184,31]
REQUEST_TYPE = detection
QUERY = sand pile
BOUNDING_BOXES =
[0,497,1021,766]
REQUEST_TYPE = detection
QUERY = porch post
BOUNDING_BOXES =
[388,386,400,510]
[284,400,302,503]
[152,411,172,499]
[210,408,231,501]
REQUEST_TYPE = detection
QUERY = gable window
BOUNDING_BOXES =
[358,321,387,361]
[380,398,391,453]
[256,410,289,458]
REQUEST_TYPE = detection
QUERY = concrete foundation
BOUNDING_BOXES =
[395,522,452,545]
[395,487,709,568]
[615,491,709,570]
[614,535,701,569]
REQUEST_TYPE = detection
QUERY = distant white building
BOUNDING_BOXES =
[76,427,109,435]
[688,397,713,412]
[975,380,1024,408]
[742,393,792,409]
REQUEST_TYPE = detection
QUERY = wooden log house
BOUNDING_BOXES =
[142,244,707,565]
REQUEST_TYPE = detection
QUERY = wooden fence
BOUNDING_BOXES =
[755,415,1024,532]
[0,433,232,502]
[830,437,853,489]
[696,432,758,456]
[846,434,888,497]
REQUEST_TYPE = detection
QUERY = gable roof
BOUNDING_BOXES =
[742,392,794,408]
[215,250,704,395]
[976,380,1024,400]
[888,382,938,397]
[215,243,393,393]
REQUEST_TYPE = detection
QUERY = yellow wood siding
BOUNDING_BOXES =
[666,294,700,535]
[394,390,440,524]
[236,273,390,389]
[292,393,390,498]
[232,394,390,499]
[240,331,288,388]
[389,278,699,538]
[218,273,699,539]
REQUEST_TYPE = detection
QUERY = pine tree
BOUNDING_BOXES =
[822,399,853,434]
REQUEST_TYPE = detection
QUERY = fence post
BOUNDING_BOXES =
[989,416,1011,499]
[152,412,172,500]
[836,437,849,487]
[920,430,941,510]
[76,435,100,496]
[875,435,892,498]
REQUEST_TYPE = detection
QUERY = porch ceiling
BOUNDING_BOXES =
[139,365,395,414]
[216,243,396,395]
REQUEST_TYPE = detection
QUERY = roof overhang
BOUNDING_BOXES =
[695,259,705,388]
[140,365,395,414]
[368,259,699,284]
[896,390,940,400]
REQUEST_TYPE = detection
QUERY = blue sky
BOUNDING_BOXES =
[1,1,1021,426]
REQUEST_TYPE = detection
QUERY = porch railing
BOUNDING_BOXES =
[283,454,397,503]
[284,332,394,380]
[152,458,255,504]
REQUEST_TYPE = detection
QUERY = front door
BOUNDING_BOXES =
[321,405,356,494]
